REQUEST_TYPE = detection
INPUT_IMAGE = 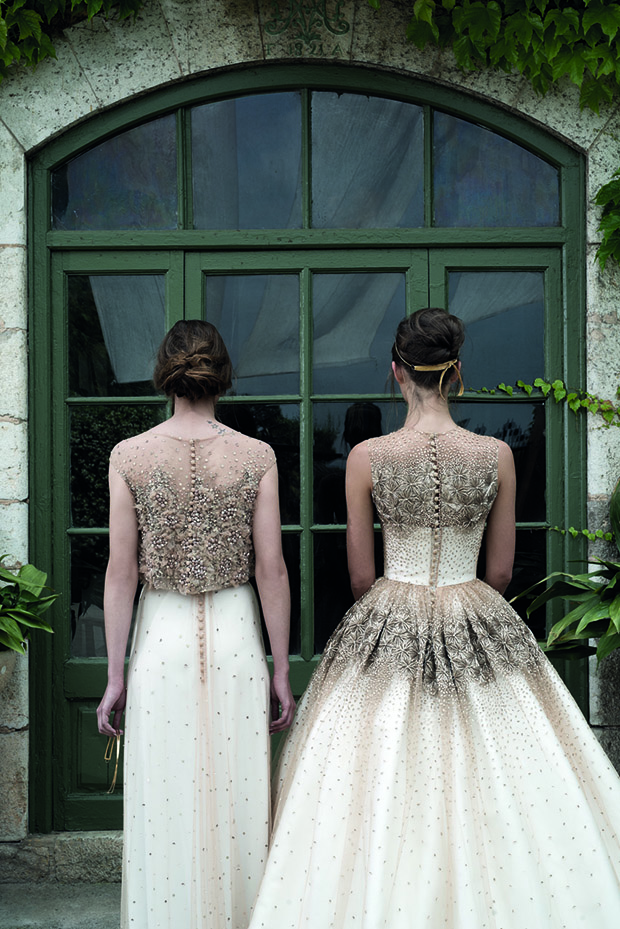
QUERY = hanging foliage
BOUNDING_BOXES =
[0,0,145,79]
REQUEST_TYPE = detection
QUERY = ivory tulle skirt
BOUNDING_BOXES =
[121,584,270,929]
[249,578,620,929]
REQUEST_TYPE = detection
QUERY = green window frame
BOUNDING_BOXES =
[29,64,586,833]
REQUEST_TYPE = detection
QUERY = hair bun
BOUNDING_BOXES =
[153,322,233,401]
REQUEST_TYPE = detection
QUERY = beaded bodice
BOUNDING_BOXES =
[110,429,275,595]
[368,427,499,587]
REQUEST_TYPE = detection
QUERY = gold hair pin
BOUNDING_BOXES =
[394,344,464,397]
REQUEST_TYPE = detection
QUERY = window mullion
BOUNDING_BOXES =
[299,266,314,660]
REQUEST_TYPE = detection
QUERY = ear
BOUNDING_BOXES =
[392,360,405,385]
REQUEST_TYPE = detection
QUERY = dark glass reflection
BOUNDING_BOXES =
[313,272,406,394]
[313,401,405,524]
[71,405,165,528]
[477,528,547,640]
[71,535,140,658]
[454,401,546,523]
[314,531,383,653]
[449,270,544,389]
[217,403,300,525]
[252,533,301,656]
[69,275,166,397]
[52,115,177,230]
[192,93,302,229]
[434,112,560,227]
[312,92,424,228]
[205,274,299,395]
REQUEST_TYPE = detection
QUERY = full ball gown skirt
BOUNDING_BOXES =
[249,428,620,929]
[121,584,271,929]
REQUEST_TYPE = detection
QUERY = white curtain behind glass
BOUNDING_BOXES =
[89,275,166,383]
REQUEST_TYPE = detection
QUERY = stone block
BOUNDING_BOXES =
[0,502,28,565]
[54,831,122,883]
[0,651,28,730]
[0,420,28,500]
[585,105,620,245]
[0,834,53,883]
[162,0,263,74]
[0,35,99,152]
[590,650,620,728]
[585,247,620,399]
[587,414,620,499]
[511,76,607,152]
[0,730,28,841]
[0,124,26,246]
[593,726,620,776]
[0,247,27,330]
[65,6,182,110]
[0,328,27,421]
[350,0,439,75]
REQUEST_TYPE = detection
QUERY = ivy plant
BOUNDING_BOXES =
[0,0,145,79]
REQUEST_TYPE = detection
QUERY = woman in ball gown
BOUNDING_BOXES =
[96,320,295,929]
[248,308,620,928]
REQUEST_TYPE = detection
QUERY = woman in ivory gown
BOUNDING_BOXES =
[249,308,620,929]
[96,320,295,929]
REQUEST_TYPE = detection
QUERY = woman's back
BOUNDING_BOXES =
[368,426,498,587]
[111,428,275,594]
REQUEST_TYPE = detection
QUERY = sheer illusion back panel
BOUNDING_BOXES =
[111,431,275,594]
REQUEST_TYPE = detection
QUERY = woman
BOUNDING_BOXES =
[249,308,620,928]
[96,320,295,929]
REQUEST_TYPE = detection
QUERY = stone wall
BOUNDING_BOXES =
[0,0,618,855]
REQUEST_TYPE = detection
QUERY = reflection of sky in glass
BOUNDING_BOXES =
[52,116,177,230]
[205,274,300,395]
[192,93,302,229]
[448,271,544,389]
[312,92,424,228]
[434,112,560,227]
[313,273,406,394]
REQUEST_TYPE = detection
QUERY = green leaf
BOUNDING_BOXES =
[534,377,551,396]
[609,594,620,633]
[497,382,513,396]
[367,0,381,9]
[575,601,614,635]
[0,629,25,653]
[6,611,53,632]
[583,2,620,43]
[516,379,533,396]
[597,629,620,662]
[0,613,25,641]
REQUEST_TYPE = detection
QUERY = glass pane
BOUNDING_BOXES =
[71,405,165,528]
[205,274,299,395]
[477,528,547,640]
[434,112,560,227]
[448,270,544,389]
[312,92,424,228]
[69,275,167,397]
[313,272,406,394]
[192,93,302,229]
[217,403,300,525]
[453,401,546,523]
[52,115,177,230]
[71,535,140,658]
[314,400,405,523]
[314,531,383,653]
[253,533,301,656]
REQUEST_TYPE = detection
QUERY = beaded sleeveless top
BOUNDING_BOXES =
[367,426,499,588]
[110,429,276,595]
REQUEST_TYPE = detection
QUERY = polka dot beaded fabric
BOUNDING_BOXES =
[249,426,620,929]
[111,428,274,929]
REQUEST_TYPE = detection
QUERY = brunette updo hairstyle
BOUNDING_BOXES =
[153,320,233,401]
[392,308,465,397]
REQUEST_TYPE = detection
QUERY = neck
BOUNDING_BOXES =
[170,395,218,421]
[401,384,455,433]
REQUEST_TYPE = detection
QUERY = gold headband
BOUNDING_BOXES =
[394,344,464,397]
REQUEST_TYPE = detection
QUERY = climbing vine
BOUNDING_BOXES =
[0,0,145,79]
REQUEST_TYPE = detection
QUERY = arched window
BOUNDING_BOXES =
[30,67,585,832]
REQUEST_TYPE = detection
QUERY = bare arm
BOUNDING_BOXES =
[346,442,375,600]
[253,464,295,733]
[484,440,516,595]
[96,466,139,736]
